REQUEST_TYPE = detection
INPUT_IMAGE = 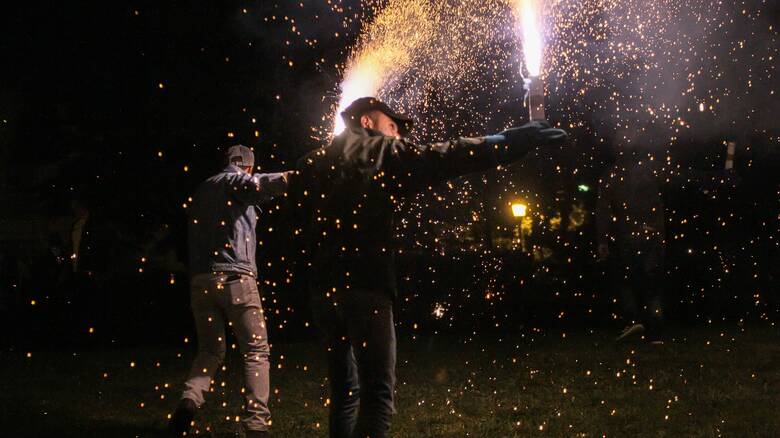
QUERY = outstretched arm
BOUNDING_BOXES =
[230,171,290,205]
[361,121,568,194]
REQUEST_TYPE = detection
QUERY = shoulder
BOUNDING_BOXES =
[342,129,407,158]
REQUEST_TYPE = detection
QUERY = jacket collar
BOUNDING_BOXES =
[345,126,393,139]
[223,164,246,174]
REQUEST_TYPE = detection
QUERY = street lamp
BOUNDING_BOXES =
[511,202,528,218]
[511,202,528,252]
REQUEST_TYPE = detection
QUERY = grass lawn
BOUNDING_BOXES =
[2,324,779,437]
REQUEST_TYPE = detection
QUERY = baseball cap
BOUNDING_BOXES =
[225,144,255,169]
[340,97,414,136]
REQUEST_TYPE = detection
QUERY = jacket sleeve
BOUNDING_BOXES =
[354,135,533,195]
[229,171,288,205]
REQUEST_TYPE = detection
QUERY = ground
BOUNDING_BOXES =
[2,325,779,437]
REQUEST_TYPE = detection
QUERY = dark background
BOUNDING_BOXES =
[1,1,778,349]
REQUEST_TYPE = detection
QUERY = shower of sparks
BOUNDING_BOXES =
[332,0,435,134]
[313,0,779,146]
[305,0,779,332]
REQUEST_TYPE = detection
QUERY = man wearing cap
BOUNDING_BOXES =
[293,97,567,438]
[169,145,289,438]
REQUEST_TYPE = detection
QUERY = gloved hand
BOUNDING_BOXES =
[483,121,568,164]
[485,121,568,146]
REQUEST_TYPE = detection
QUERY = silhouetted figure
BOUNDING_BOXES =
[170,145,289,438]
[596,150,665,343]
[292,97,567,438]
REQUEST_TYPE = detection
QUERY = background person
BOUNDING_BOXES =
[169,145,289,438]
[596,149,666,343]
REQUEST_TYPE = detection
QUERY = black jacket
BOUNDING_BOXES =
[188,165,287,276]
[293,127,534,298]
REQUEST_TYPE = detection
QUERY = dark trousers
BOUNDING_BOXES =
[612,245,665,337]
[311,289,396,438]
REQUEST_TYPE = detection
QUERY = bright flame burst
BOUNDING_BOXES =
[333,63,384,135]
[515,0,543,77]
[331,0,552,137]
[332,0,434,135]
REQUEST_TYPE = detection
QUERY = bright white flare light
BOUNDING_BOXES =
[333,65,383,135]
[518,0,543,76]
[329,0,432,135]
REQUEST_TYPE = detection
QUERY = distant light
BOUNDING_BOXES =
[432,303,446,319]
[511,203,528,217]
[577,184,590,192]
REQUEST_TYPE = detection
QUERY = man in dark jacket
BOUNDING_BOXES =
[292,97,567,438]
[170,145,289,438]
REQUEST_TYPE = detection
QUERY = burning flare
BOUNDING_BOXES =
[515,0,543,77]
[332,0,434,135]
[333,60,387,135]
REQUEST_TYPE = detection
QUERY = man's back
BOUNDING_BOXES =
[172,146,287,437]
[188,165,286,277]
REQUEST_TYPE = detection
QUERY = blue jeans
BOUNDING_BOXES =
[311,290,396,438]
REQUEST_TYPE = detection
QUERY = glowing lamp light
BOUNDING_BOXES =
[511,203,528,218]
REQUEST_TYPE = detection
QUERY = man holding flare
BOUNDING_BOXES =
[292,96,567,438]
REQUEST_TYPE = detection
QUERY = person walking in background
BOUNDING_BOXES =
[596,148,666,344]
[169,145,289,438]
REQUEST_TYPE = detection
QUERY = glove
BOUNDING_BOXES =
[483,121,568,164]
[494,121,568,146]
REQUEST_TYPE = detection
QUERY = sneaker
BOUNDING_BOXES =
[616,323,645,342]
[168,398,197,436]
